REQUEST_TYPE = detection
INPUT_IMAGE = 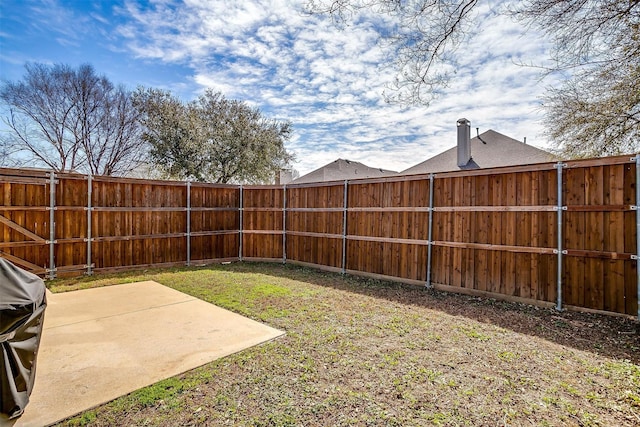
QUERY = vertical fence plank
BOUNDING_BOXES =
[554,162,566,311]
[603,164,625,313]
[239,186,243,260]
[565,166,586,308]
[48,172,56,279]
[585,166,604,310]
[87,175,92,275]
[342,181,348,274]
[634,155,640,319]
[0,156,636,317]
[426,174,434,287]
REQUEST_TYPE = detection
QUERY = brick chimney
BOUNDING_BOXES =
[457,118,471,167]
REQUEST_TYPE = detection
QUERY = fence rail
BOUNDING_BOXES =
[0,154,638,318]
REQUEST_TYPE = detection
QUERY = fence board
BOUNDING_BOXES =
[0,155,637,316]
[242,187,284,260]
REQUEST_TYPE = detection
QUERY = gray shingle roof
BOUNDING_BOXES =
[291,159,397,184]
[401,130,557,175]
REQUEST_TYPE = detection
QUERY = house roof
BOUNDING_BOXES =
[291,159,397,184]
[401,130,557,175]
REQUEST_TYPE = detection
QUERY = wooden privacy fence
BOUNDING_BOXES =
[0,154,638,318]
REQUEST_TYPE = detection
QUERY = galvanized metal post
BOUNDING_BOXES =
[239,185,243,261]
[86,174,92,275]
[633,155,640,320]
[426,174,435,288]
[554,162,567,311]
[186,181,191,266]
[282,185,287,264]
[341,180,348,275]
[48,171,56,280]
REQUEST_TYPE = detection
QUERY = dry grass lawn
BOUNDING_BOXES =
[49,262,640,426]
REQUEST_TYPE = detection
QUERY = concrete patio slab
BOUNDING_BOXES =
[1,281,284,427]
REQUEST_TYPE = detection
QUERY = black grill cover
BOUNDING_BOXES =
[0,258,47,419]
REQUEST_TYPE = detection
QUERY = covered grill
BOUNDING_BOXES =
[0,258,47,419]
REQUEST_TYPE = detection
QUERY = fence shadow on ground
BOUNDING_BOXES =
[231,262,640,364]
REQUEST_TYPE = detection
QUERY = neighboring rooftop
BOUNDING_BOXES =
[402,127,557,176]
[285,120,556,184]
[290,159,397,184]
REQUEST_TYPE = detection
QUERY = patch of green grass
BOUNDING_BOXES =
[502,407,518,420]
[385,314,414,336]
[519,376,537,389]
[65,410,97,426]
[600,359,640,384]
[152,270,296,316]
[422,411,452,426]
[498,350,518,362]
[48,270,155,292]
[254,412,298,427]
[559,381,581,397]
[53,262,640,427]
[412,366,442,383]
[51,264,318,325]
[380,350,405,368]
[624,390,640,407]
[457,324,492,341]
[130,377,186,408]
[579,411,602,427]
[542,393,559,407]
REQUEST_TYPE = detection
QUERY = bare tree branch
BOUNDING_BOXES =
[307,0,640,156]
[0,63,147,175]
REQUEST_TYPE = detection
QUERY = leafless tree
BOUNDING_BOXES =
[0,63,146,175]
[512,0,640,157]
[307,0,479,105]
[306,0,640,156]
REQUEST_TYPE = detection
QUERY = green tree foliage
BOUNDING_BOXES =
[134,88,294,184]
[307,0,640,157]
[132,88,197,179]
[0,63,145,175]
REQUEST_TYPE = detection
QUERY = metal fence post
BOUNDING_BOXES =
[282,185,287,264]
[186,181,191,266]
[342,180,348,275]
[554,162,567,311]
[632,154,640,320]
[426,174,435,288]
[239,185,243,261]
[86,174,92,275]
[48,171,56,280]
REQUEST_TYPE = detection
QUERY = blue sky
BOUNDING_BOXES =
[0,0,556,176]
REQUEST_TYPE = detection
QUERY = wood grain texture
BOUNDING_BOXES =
[0,155,636,316]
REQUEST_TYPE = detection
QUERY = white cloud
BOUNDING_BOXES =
[115,0,556,176]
